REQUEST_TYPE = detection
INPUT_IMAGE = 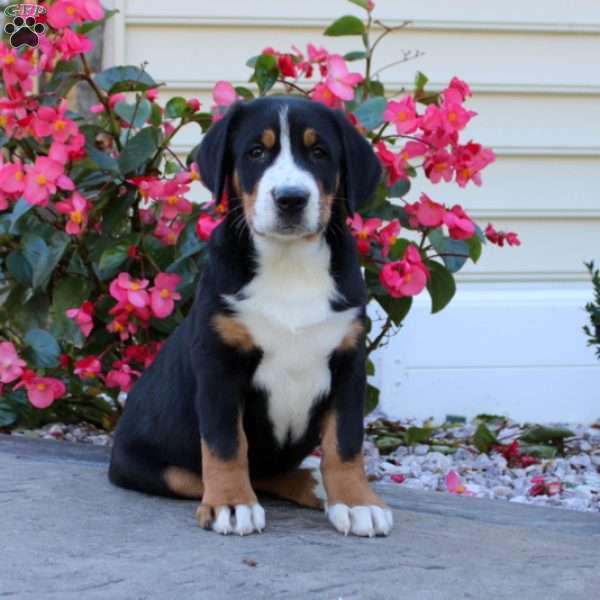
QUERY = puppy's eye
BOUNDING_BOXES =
[248,145,265,159]
[311,146,327,159]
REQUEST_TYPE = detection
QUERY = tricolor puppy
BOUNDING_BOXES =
[109,96,393,537]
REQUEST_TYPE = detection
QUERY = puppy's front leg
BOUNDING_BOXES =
[322,350,393,537]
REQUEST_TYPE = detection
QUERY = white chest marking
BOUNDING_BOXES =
[226,237,358,445]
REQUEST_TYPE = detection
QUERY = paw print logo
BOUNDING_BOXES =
[4,4,47,49]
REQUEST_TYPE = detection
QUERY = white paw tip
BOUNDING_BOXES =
[213,506,233,535]
[327,504,393,537]
[251,503,266,532]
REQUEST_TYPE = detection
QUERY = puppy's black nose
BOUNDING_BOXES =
[273,186,309,213]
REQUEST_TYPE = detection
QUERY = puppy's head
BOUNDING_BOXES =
[196,97,381,240]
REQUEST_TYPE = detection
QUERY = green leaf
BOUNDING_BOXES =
[364,383,380,415]
[466,233,483,263]
[425,260,456,313]
[344,50,368,61]
[234,86,255,100]
[324,15,365,36]
[387,238,411,260]
[86,143,120,174]
[375,295,412,327]
[251,54,279,96]
[165,97,188,119]
[118,127,159,174]
[22,234,50,290]
[404,426,433,446]
[353,96,386,130]
[114,98,152,128]
[473,423,498,453]
[388,178,411,199]
[375,435,404,453]
[94,65,159,94]
[24,328,60,368]
[348,0,369,8]
[521,426,575,445]
[428,229,469,274]
[75,8,119,35]
[6,250,32,287]
[445,414,467,424]
[8,198,33,234]
[0,400,18,427]
[50,276,94,346]
[366,358,375,376]
[414,71,429,95]
[97,243,130,281]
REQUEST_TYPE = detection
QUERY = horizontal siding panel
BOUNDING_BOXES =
[124,26,600,89]
[125,0,600,31]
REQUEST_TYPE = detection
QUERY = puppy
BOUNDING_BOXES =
[109,96,393,537]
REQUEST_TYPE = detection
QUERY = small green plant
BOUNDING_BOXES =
[584,261,600,359]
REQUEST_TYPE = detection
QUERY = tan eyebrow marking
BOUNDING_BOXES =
[261,128,276,149]
[303,128,317,147]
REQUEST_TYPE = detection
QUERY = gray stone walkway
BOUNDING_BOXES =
[1,435,599,600]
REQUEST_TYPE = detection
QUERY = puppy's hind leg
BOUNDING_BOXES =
[253,467,325,510]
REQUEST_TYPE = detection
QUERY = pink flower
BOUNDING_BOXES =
[0,43,35,92]
[311,82,343,109]
[187,98,201,112]
[454,142,495,187]
[347,213,382,255]
[378,220,401,257]
[195,213,222,241]
[56,28,93,60]
[278,54,297,78]
[90,92,127,114]
[47,0,104,29]
[323,55,363,101]
[15,372,66,409]
[146,88,159,102]
[529,476,562,497]
[485,224,521,247]
[424,150,454,184]
[32,99,79,144]
[444,205,475,240]
[379,245,429,298]
[23,157,74,206]
[0,342,26,384]
[0,159,25,195]
[374,142,407,186]
[390,474,405,484]
[153,218,185,246]
[383,96,420,135]
[55,192,90,236]
[150,273,182,319]
[66,301,95,338]
[445,470,475,496]
[74,356,102,380]
[213,81,237,108]
[105,361,140,392]
[405,194,446,229]
[109,273,150,308]
[443,77,472,104]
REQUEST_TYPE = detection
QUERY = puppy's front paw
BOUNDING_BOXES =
[196,503,266,535]
[326,503,393,537]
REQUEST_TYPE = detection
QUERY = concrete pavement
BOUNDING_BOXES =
[1,435,599,600]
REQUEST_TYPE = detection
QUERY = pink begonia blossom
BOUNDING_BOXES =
[378,220,401,258]
[323,55,363,101]
[213,81,237,108]
[443,76,472,104]
[311,83,342,109]
[109,273,150,308]
[74,356,102,380]
[187,98,201,112]
[0,159,25,195]
[195,213,222,241]
[47,0,104,29]
[146,88,159,102]
[153,218,185,246]
[90,92,127,114]
[66,301,95,338]
[454,142,495,187]
[0,342,26,384]
[56,27,94,60]
[405,194,446,229]
[444,204,475,240]
[105,361,140,392]
[424,149,454,184]
[379,246,429,298]
[14,371,66,409]
[23,157,74,206]
[150,273,182,319]
[55,192,90,235]
[374,142,407,186]
[485,224,521,247]
[0,43,35,91]
[347,213,382,255]
[32,99,79,143]
[445,470,475,496]
[383,96,420,135]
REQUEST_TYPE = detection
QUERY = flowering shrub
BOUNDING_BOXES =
[583,261,600,359]
[0,0,519,429]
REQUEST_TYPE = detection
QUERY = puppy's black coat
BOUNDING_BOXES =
[109,96,381,499]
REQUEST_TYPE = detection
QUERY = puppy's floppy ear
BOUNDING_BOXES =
[195,102,241,202]
[334,110,382,215]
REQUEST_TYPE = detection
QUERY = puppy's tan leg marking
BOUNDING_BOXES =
[164,466,204,498]
[320,412,393,537]
[212,313,255,352]
[253,468,324,510]
[196,418,265,535]
[337,319,365,352]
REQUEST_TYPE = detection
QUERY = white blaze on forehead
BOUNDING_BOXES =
[251,105,320,235]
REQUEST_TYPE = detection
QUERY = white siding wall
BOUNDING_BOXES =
[106,1,600,421]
